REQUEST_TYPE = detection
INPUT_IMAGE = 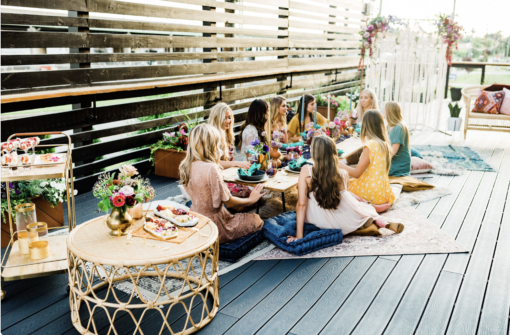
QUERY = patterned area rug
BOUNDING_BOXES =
[413,145,495,173]
[255,206,468,260]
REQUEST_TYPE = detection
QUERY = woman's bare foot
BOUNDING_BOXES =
[385,222,405,234]
[374,218,388,228]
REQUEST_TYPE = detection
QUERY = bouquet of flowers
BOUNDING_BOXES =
[358,15,407,68]
[435,14,464,66]
[271,131,285,149]
[93,165,155,214]
[250,138,269,155]
[325,117,348,139]
[301,122,326,146]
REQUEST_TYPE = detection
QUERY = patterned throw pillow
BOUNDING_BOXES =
[500,88,510,116]
[472,90,505,114]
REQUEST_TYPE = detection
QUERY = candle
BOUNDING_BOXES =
[349,88,353,111]
[300,94,305,124]
[268,104,271,160]
[18,231,29,254]
[314,100,317,129]
[328,93,331,120]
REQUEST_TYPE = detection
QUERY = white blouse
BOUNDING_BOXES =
[240,125,260,158]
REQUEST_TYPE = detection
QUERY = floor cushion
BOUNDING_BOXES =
[411,156,434,174]
[219,230,265,262]
[389,176,434,192]
[263,212,343,256]
[411,148,423,159]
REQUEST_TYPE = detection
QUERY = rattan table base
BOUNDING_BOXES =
[66,214,219,335]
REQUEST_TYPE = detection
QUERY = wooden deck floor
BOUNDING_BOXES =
[2,129,510,335]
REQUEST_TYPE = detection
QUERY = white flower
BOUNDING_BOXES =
[119,165,138,178]
[119,185,135,196]
[74,190,78,195]
[364,42,370,48]
[364,32,370,38]
[329,122,336,129]
[40,182,48,187]
[50,181,56,188]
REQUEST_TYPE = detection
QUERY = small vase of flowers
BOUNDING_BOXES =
[269,131,284,167]
[249,138,270,171]
[93,165,155,236]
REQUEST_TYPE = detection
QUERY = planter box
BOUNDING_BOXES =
[154,148,187,179]
[450,87,462,102]
[317,106,337,120]
[447,117,463,132]
[1,197,64,248]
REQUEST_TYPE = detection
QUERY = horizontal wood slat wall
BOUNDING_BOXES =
[1,0,365,190]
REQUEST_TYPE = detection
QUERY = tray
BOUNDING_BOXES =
[154,209,200,227]
[34,153,64,165]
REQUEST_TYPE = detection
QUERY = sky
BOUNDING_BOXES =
[374,0,510,37]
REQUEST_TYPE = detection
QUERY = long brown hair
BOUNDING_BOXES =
[296,94,315,133]
[385,101,410,148]
[239,99,269,148]
[179,124,222,187]
[360,109,392,173]
[309,136,343,210]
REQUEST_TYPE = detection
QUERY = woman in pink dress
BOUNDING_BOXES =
[286,136,403,242]
[180,124,266,244]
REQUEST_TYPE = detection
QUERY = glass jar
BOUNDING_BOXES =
[27,222,49,260]
[14,203,37,255]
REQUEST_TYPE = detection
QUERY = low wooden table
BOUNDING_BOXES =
[66,212,219,335]
[223,137,362,212]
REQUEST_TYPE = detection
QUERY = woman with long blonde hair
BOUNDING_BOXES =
[339,111,400,220]
[269,96,288,143]
[180,124,266,243]
[385,101,411,176]
[286,136,402,242]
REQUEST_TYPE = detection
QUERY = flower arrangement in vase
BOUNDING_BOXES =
[269,131,285,167]
[248,138,270,170]
[301,122,326,146]
[93,165,155,236]
[435,14,464,66]
[286,146,302,162]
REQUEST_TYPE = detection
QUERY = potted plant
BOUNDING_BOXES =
[447,102,462,131]
[1,179,77,247]
[151,111,201,179]
[93,165,155,236]
[450,87,462,102]
[315,94,337,119]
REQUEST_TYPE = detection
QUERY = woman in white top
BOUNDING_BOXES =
[239,99,269,159]
[286,136,403,242]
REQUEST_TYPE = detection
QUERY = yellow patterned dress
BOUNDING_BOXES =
[348,139,395,205]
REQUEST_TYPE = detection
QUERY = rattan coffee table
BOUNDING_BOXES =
[66,212,219,335]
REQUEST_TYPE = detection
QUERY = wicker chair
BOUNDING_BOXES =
[462,85,510,139]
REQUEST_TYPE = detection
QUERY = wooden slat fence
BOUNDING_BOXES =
[1,0,366,190]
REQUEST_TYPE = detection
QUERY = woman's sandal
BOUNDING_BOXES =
[385,222,405,234]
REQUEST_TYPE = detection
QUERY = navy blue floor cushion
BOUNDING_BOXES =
[219,230,265,262]
[263,212,343,256]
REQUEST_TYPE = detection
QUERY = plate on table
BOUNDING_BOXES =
[284,166,301,174]
[237,170,266,182]
[34,154,64,165]
[144,216,179,240]
[288,162,313,173]
[235,174,269,183]
[154,205,199,227]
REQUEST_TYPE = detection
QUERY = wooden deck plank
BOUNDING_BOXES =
[351,255,424,335]
[255,258,353,335]
[477,195,510,334]
[445,140,510,335]
[290,256,377,335]
[318,258,397,335]
[414,270,464,335]
[220,259,304,318]
[196,312,239,335]
[224,258,329,334]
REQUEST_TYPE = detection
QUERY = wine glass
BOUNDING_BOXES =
[266,161,276,178]
[19,140,32,168]
[248,153,259,166]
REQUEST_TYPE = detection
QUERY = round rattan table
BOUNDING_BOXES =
[66,212,219,335]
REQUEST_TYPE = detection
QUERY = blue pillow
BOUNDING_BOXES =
[411,148,423,159]
[219,230,265,262]
[263,212,343,256]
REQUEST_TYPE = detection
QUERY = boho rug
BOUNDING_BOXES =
[255,206,468,260]
[413,145,495,173]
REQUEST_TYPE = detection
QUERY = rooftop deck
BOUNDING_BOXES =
[2,129,510,335]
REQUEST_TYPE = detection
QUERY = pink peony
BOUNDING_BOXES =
[118,185,135,196]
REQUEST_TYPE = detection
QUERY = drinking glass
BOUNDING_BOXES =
[266,161,276,178]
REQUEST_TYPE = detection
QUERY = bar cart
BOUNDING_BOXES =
[1,132,76,299]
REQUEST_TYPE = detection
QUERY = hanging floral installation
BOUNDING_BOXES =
[435,14,464,66]
[358,15,408,69]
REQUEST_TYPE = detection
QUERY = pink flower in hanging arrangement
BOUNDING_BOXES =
[112,194,126,207]
[367,25,374,31]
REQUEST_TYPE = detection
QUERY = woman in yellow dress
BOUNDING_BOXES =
[287,94,328,143]
[339,109,396,214]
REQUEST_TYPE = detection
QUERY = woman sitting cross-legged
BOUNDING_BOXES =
[385,101,411,177]
[180,123,266,244]
[286,136,403,243]
[339,110,398,214]
[208,102,252,197]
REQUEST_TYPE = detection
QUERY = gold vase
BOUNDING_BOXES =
[106,208,133,236]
